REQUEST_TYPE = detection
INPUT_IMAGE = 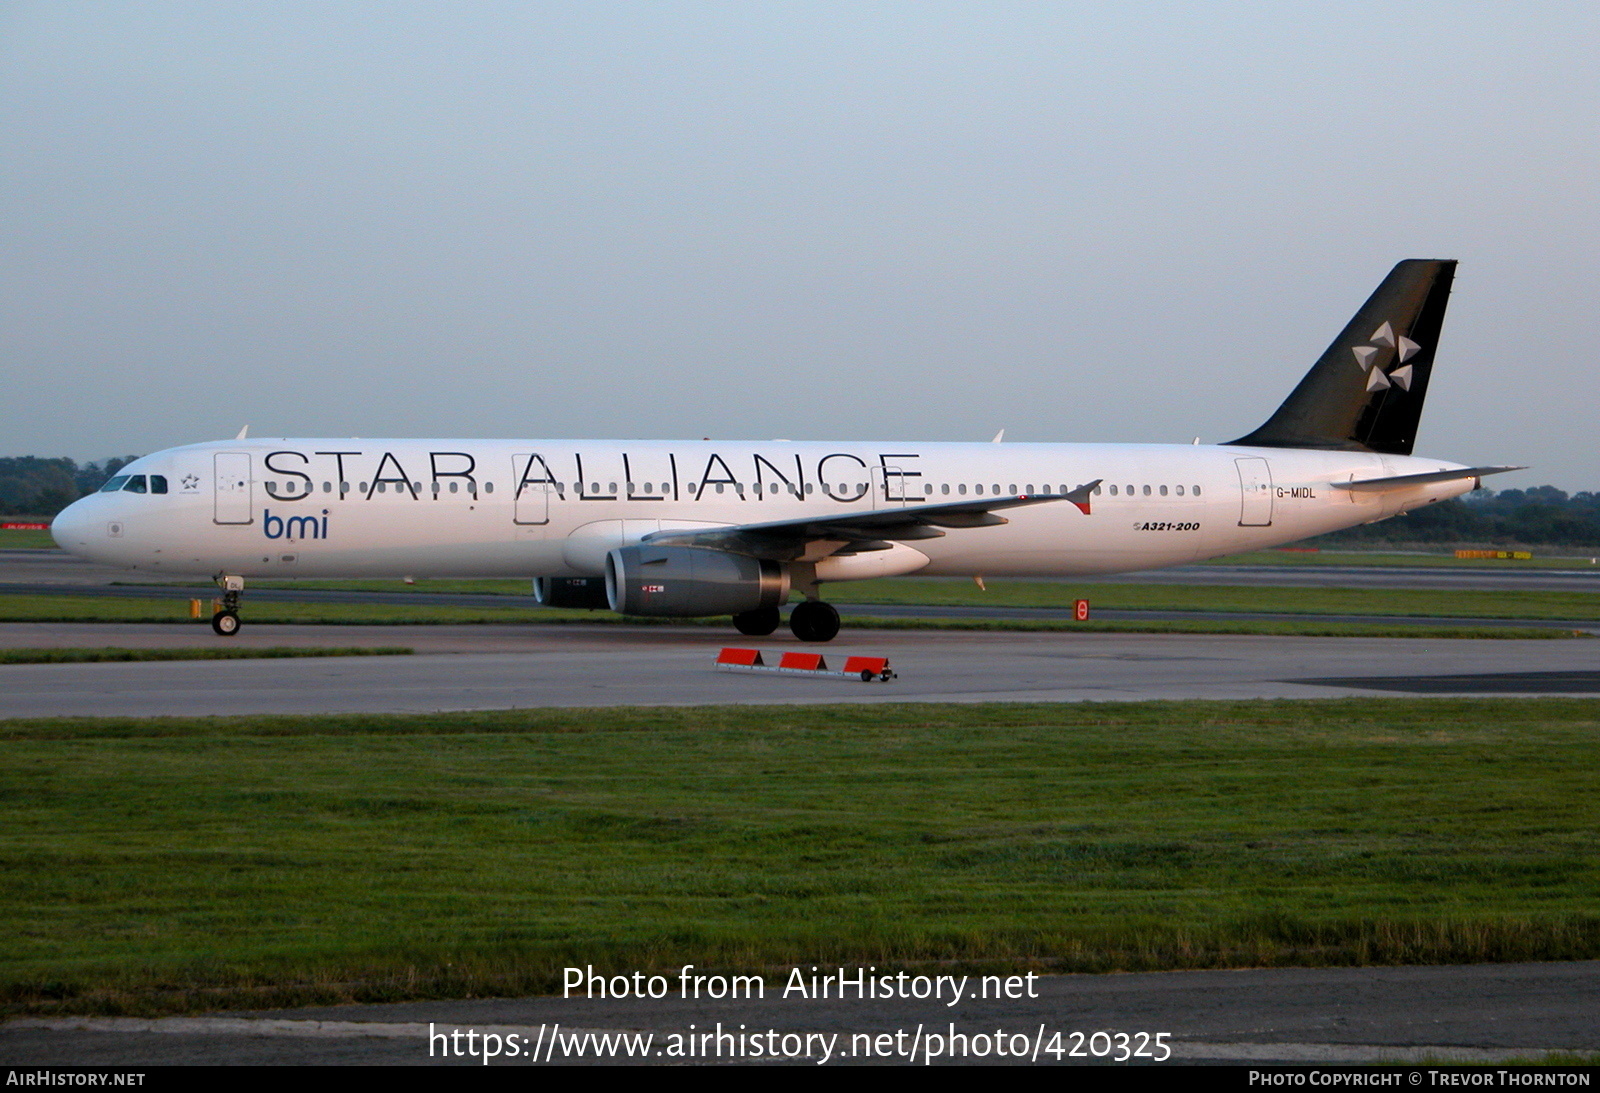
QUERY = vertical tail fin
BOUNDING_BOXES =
[1228,259,1456,456]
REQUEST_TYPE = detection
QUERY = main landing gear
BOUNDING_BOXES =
[788,601,840,643]
[732,606,781,636]
[731,602,840,641]
[211,575,244,637]
[729,564,839,642]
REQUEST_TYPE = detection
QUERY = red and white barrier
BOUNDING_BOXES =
[715,647,896,683]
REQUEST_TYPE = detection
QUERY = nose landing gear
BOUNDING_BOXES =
[211,575,244,636]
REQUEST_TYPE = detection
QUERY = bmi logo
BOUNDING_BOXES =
[263,509,330,540]
[1351,321,1420,393]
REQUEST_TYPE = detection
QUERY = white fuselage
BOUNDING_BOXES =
[51,438,1474,582]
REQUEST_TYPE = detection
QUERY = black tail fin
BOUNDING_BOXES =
[1227,259,1456,456]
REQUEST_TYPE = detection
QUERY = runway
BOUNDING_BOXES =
[2,621,1598,718]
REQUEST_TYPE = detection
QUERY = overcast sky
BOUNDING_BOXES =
[3,2,1596,489]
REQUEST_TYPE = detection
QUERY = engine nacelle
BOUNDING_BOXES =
[605,545,788,617]
[532,576,611,609]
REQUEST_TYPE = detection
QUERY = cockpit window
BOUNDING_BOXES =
[99,474,166,495]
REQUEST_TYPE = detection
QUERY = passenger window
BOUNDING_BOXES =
[958,484,968,495]
[1026,484,1034,493]
[484,482,493,493]
[1194,484,1201,495]
[1008,484,1017,494]
[1160,485,1168,496]
[125,475,147,494]
[450,481,459,493]
[991,484,1000,494]
[150,475,168,494]
[608,482,617,493]
[1176,485,1185,496]
[265,481,276,492]
[1109,485,1118,496]
[941,484,950,495]
[974,484,984,495]
[323,481,332,493]
[1142,485,1151,496]
[377,482,387,494]
[924,484,933,495]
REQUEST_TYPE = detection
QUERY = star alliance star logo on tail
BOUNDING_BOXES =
[1351,321,1421,392]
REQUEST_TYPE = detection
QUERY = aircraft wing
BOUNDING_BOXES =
[641,480,1101,562]
[1335,465,1524,492]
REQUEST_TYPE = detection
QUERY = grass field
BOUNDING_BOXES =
[3,699,1599,1015]
[0,528,55,550]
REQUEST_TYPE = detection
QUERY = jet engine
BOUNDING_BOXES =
[605,545,788,617]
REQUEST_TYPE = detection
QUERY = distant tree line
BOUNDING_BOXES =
[0,456,139,516]
[1309,486,1600,550]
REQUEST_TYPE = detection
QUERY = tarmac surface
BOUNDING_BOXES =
[3,622,1599,718]
[5,962,1598,1065]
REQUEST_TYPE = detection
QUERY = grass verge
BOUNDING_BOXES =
[0,593,1577,639]
[1202,549,1600,569]
[0,528,55,550]
[228,576,1600,622]
[3,699,1598,1015]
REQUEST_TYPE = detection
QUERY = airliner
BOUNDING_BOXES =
[51,260,1517,642]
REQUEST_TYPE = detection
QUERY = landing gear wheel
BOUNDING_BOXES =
[789,601,840,643]
[211,610,241,636]
[733,606,781,636]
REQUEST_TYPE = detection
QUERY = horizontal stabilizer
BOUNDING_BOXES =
[1335,466,1524,492]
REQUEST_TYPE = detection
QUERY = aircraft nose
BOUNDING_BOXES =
[50,498,92,553]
